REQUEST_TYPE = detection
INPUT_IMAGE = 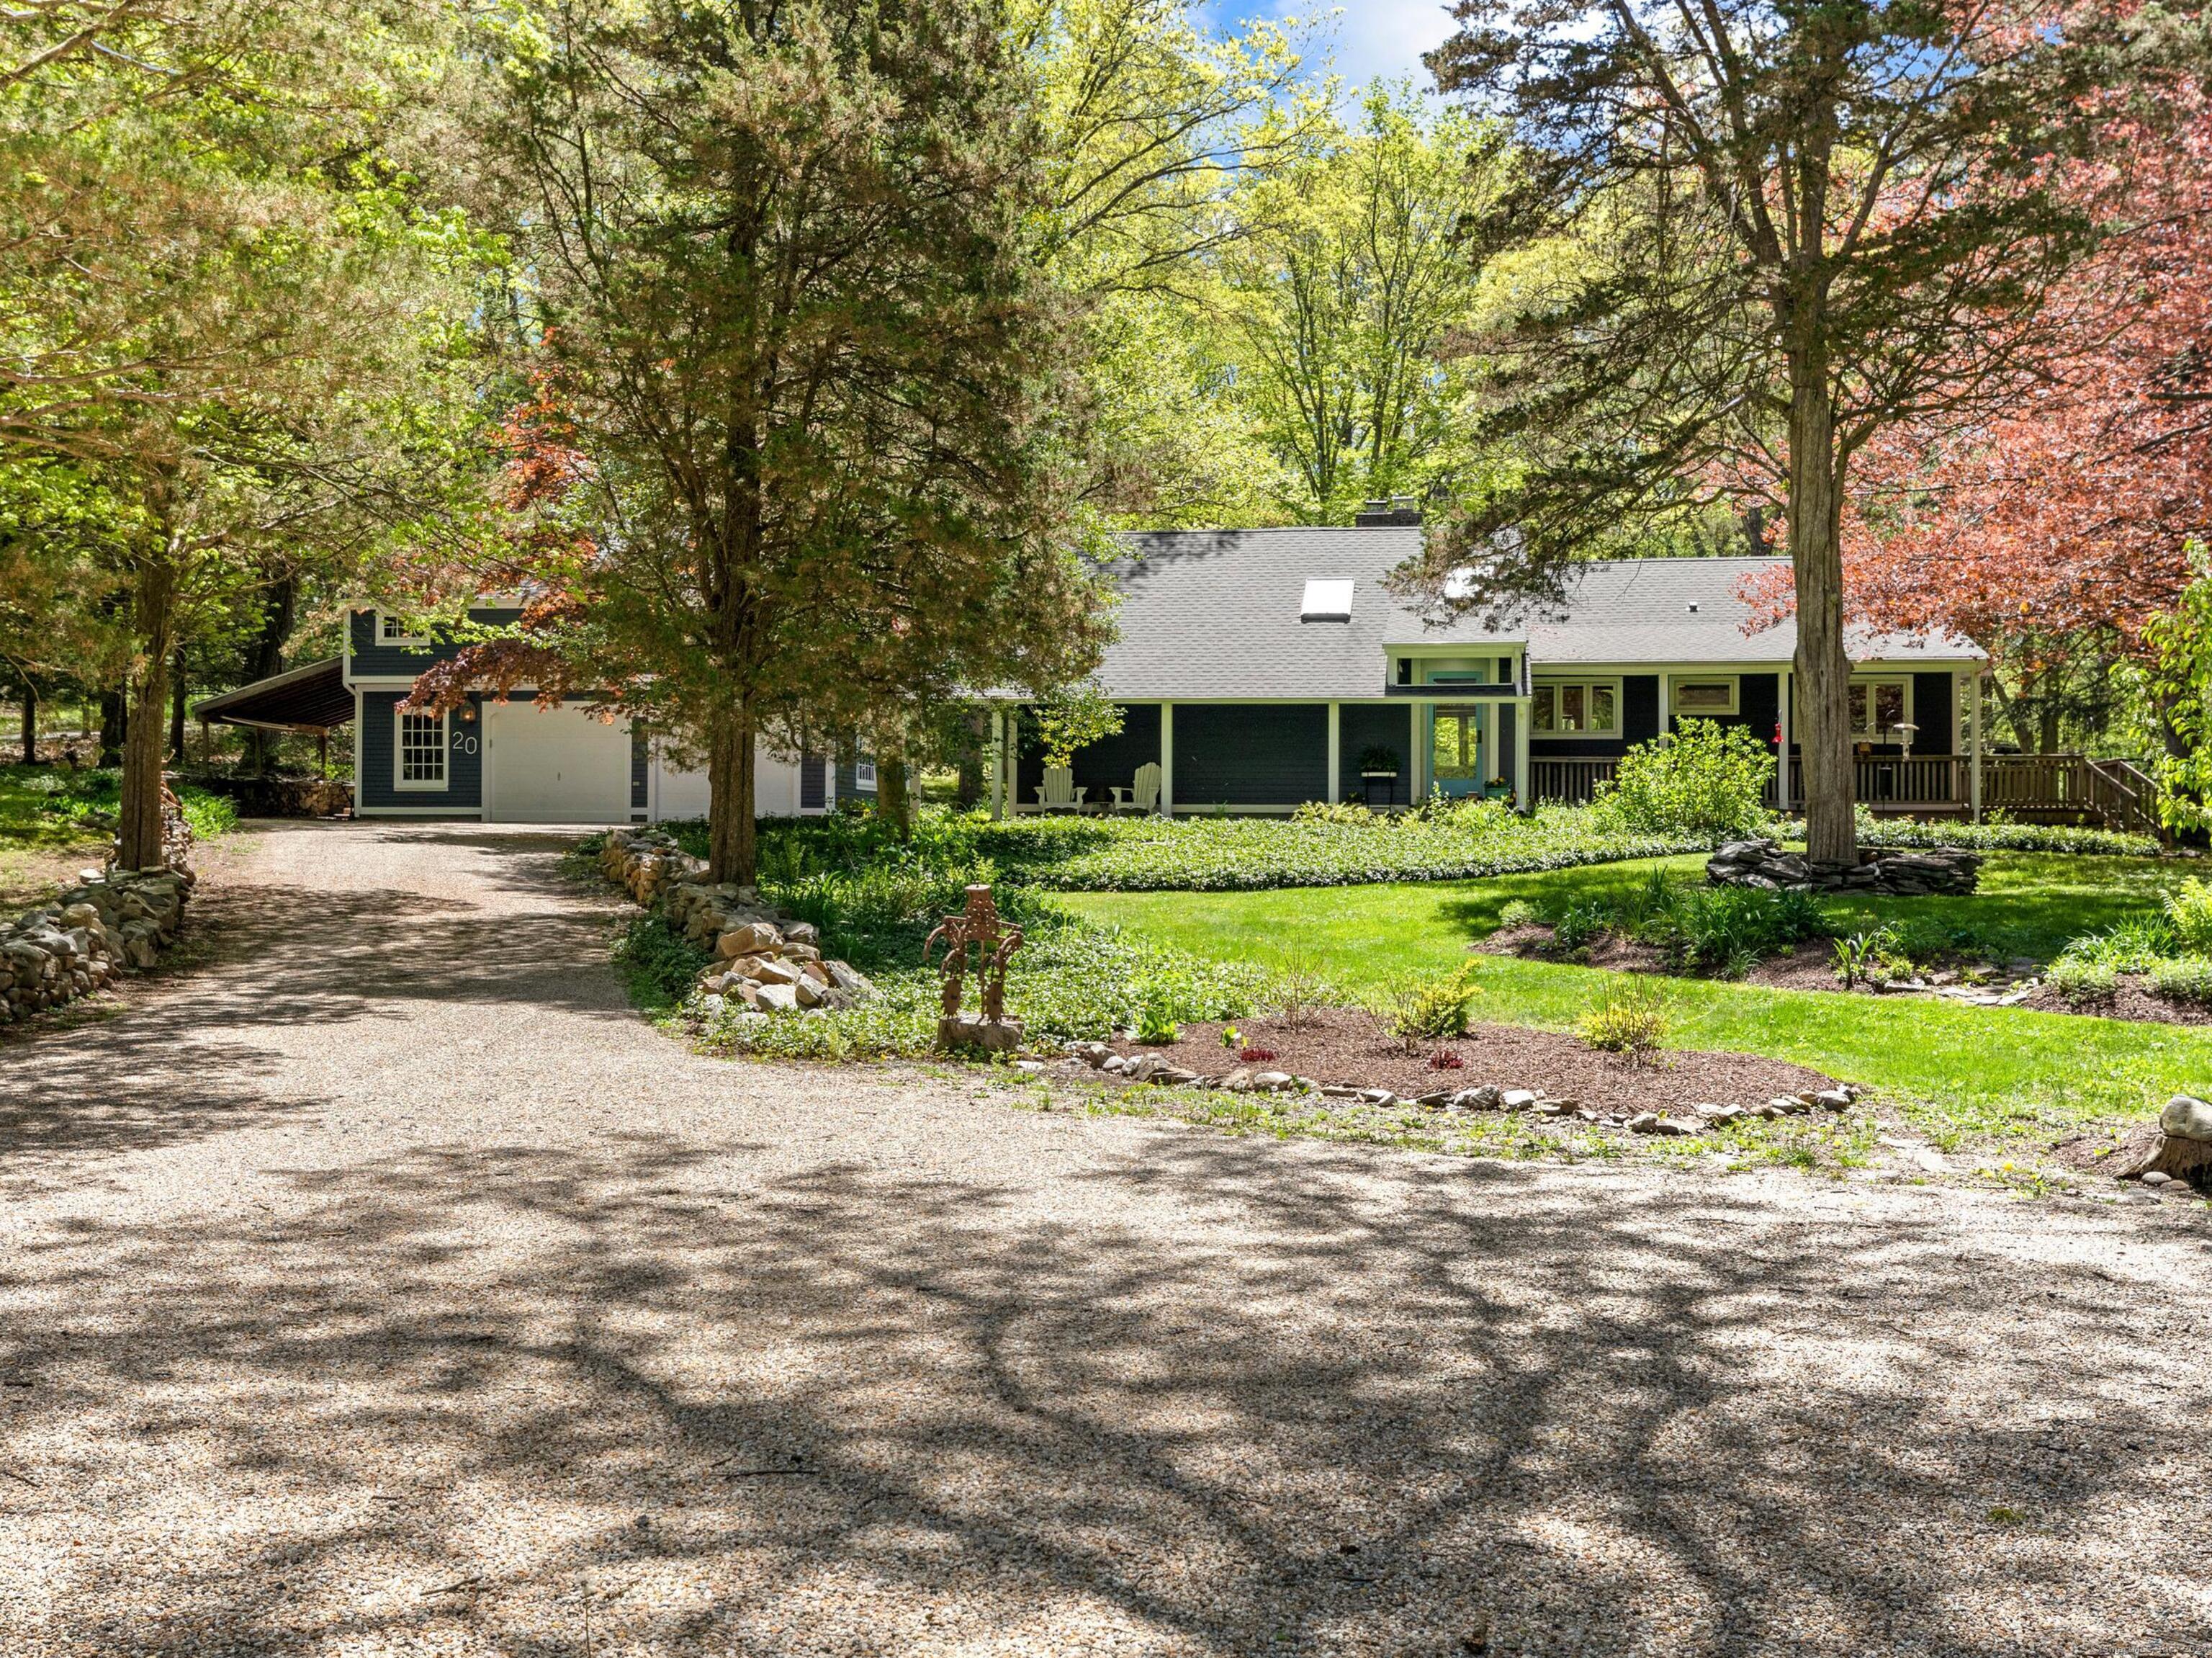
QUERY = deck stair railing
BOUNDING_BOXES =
[1528,750,2166,836]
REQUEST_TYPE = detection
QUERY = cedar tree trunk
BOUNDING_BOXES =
[706,699,757,884]
[118,559,177,869]
[243,574,295,774]
[878,756,911,839]
[1786,350,1858,867]
[19,684,35,765]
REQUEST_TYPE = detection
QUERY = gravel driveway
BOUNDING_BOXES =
[1,821,2207,1658]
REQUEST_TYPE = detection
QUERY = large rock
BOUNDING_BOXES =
[2161,1095,2212,1142]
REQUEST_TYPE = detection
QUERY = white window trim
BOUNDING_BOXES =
[853,760,878,794]
[1669,675,1740,717]
[376,609,430,648]
[1531,678,1623,738]
[395,707,450,792]
[1849,676,1915,742]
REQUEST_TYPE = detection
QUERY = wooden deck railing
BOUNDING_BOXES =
[1529,751,2165,835]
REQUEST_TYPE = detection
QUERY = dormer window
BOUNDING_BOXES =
[377,610,429,647]
[1300,579,1354,622]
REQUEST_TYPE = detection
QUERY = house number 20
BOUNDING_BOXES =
[451,732,480,756]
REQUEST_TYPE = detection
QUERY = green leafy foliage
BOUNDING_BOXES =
[1575,978,1670,1058]
[1592,720,1775,838]
[1540,869,1830,977]
[612,913,713,1015]
[176,787,238,841]
[2146,956,2212,1005]
[2044,955,2118,1004]
[2162,878,2212,954]
[1851,815,2159,857]
[1032,682,1125,769]
[1375,961,1483,1050]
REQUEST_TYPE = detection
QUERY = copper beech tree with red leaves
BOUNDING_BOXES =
[403,0,1111,884]
[1413,0,2172,866]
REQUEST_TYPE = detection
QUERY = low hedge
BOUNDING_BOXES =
[1852,818,2162,858]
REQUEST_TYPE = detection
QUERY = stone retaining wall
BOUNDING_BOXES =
[1707,837,1981,896]
[1,865,190,1025]
[596,828,876,1023]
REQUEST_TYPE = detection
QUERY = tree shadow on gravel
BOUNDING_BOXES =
[2,1126,2201,1657]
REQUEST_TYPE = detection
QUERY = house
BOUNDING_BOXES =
[988,511,1992,819]
[194,605,879,823]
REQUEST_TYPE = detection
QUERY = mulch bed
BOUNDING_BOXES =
[1107,1006,1837,1116]
[2019,979,2212,1027]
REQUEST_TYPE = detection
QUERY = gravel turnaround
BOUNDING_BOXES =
[1,822,2208,1658]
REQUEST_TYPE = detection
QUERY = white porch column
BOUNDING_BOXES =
[1658,675,1672,743]
[1159,702,1174,818]
[1004,705,1020,817]
[1777,671,1791,814]
[989,707,1005,820]
[1409,700,1422,806]
[1513,696,1532,812]
[1969,671,1983,823]
[1326,702,1341,803]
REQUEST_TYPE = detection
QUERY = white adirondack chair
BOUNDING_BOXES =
[1034,766,1085,813]
[1111,762,1162,816]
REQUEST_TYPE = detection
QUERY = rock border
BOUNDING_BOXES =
[595,828,876,1028]
[1040,1040,1863,1134]
[1,864,191,1026]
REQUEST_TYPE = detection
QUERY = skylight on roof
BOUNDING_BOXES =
[1300,579,1354,622]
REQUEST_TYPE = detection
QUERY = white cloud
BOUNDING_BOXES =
[1200,0,1460,92]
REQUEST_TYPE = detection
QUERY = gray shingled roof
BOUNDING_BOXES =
[1093,534,1977,702]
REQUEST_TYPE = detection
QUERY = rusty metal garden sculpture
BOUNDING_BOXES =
[923,884,1025,1051]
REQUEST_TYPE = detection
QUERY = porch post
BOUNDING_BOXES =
[1159,702,1174,818]
[1969,671,1983,823]
[989,707,1005,820]
[1004,705,1020,817]
[1409,700,1421,807]
[1326,702,1341,803]
[1513,692,1532,812]
[1658,674,1672,743]
[1777,671,1791,814]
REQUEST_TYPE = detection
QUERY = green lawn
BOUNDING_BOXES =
[1058,853,2212,1136]
[0,763,115,908]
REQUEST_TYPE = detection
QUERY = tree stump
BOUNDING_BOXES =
[2120,1096,2212,1191]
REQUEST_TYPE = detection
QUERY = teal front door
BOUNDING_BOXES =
[1430,705,1483,799]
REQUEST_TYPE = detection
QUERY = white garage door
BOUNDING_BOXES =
[485,702,633,823]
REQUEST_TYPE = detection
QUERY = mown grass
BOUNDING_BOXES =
[1060,853,2212,1135]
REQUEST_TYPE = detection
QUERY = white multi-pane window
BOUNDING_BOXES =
[396,709,447,790]
[377,611,428,645]
[1532,681,1619,735]
[1849,679,1910,740]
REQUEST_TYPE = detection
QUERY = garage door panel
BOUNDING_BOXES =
[487,703,632,823]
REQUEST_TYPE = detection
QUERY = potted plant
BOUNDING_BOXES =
[1358,743,1401,809]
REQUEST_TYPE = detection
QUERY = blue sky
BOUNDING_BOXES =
[1195,1,1460,92]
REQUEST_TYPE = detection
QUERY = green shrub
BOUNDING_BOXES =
[2059,915,2175,972]
[1375,962,1483,1050]
[1551,897,1609,951]
[2163,878,2212,954]
[613,913,713,1013]
[1496,898,1539,929]
[176,787,238,841]
[1635,882,1830,976]
[2147,956,2212,1004]
[2044,955,2118,1004]
[1593,719,1775,838]
[1292,799,1380,825]
[1575,979,1671,1059]
[1850,814,2159,858]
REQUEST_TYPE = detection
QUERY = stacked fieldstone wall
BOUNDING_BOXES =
[597,827,876,1022]
[1,866,189,1025]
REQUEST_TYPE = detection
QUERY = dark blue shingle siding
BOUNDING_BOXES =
[1172,704,1327,806]
[357,691,482,812]
[347,608,526,681]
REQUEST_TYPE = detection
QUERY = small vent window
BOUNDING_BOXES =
[1300,579,1354,622]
